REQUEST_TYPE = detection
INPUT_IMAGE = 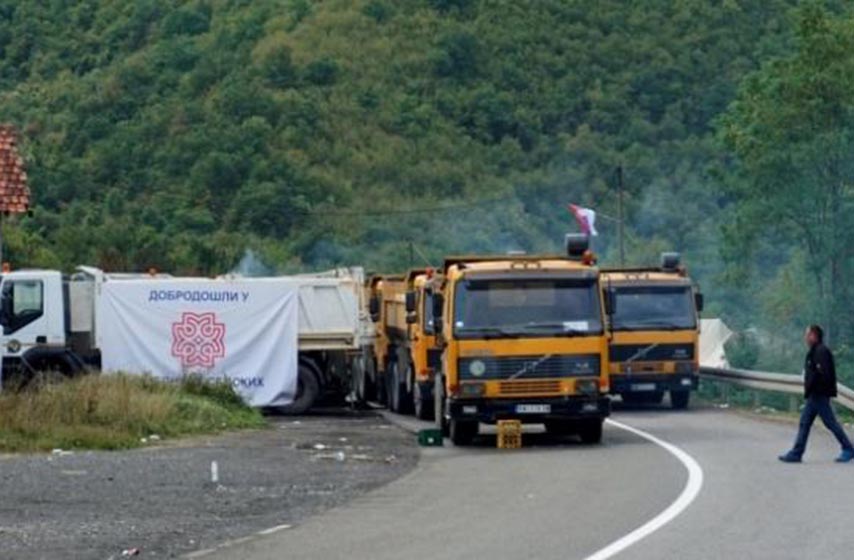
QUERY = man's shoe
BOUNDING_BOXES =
[835,449,854,463]
[778,452,802,463]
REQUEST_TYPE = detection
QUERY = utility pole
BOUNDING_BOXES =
[618,166,625,266]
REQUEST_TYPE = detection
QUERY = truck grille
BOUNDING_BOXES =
[499,380,562,396]
[609,344,694,362]
[459,354,599,380]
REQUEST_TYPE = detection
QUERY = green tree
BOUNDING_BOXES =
[720,3,854,341]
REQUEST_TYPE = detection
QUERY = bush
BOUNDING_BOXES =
[725,332,760,370]
[0,374,264,452]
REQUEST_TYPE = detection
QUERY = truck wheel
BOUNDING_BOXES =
[351,358,366,407]
[578,419,603,444]
[399,362,414,415]
[413,381,434,421]
[351,355,375,409]
[278,363,320,415]
[671,390,691,410]
[375,359,388,406]
[450,419,478,446]
[387,361,400,412]
[364,354,378,403]
[434,375,449,436]
[389,361,412,414]
[387,360,401,412]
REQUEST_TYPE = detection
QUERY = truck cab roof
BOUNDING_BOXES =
[444,256,597,280]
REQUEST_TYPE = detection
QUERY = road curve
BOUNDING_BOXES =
[201,408,854,560]
[613,408,854,560]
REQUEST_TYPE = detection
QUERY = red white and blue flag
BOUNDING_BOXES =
[568,204,598,236]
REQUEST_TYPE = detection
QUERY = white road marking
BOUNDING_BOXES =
[183,548,217,558]
[583,419,705,560]
[256,524,292,536]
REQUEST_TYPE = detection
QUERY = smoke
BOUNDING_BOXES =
[231,249,274,277]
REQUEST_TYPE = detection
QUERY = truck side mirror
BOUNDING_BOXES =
[405,291,417,313]
[604,291,616,316]
[695,292,704,313]
[369,295,380,322]
[432,293,444,332]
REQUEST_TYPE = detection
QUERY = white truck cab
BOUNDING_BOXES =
[0,269,81,388]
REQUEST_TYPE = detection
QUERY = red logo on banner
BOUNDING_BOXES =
[171,312,226,369]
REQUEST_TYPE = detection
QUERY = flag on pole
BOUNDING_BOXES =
[568,204,598,236]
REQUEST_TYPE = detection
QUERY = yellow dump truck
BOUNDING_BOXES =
[432,235,611,445]
[602,253,703,409]
[367,270,442,418]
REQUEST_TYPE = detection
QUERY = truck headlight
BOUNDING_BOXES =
[576,379,599,395]
[468,359,487,377]
[460,383,485,397]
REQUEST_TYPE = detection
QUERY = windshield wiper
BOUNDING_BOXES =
[615,320,694,331]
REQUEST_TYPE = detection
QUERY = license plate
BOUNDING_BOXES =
[516,404,551,414]
[631,383,657,392]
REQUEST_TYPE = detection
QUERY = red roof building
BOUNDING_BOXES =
[0,125,30,215]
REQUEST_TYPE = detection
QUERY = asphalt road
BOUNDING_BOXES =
[204,406,854,560]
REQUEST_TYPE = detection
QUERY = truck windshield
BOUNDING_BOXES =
[453,278,603,339]
[610,286,696,331]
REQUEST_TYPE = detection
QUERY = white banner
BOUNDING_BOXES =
[700,318,733,369]
[98,278,299,407]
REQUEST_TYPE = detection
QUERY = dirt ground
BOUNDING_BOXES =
[0,409,418,559]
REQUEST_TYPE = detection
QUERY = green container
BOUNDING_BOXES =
[418,428,444,447]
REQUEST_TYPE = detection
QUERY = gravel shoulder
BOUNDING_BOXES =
[0,410,418,559]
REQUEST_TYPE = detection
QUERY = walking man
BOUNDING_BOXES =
[779,325,854,463]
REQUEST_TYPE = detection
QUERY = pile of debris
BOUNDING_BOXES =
[0,124,30,215]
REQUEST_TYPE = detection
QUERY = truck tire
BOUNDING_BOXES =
[350,355,374,409]
[413,381,434,421]
[388,360,412,414]
[400,361,415,415]
[363,354,378,403]
[578,419,603,444]
[450,419,478,446]
[374,359,388,406]
[278,363,321,415]
[434,375,449,437]
[387,360,400,412]
[670,390,691,410]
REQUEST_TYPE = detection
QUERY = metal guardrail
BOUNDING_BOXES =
[699,366,854,413]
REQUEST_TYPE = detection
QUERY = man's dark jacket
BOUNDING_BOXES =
[805,343,838,398]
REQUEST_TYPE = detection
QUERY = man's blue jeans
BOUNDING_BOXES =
[791,396,854,457]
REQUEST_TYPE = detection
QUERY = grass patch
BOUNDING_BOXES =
[0,374,266,452]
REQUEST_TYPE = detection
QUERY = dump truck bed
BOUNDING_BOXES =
[73,267,371,353]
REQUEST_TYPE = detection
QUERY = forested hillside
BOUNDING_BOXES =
[2,0,854,364]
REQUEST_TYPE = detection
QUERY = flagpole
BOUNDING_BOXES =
[617,165,625,266]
